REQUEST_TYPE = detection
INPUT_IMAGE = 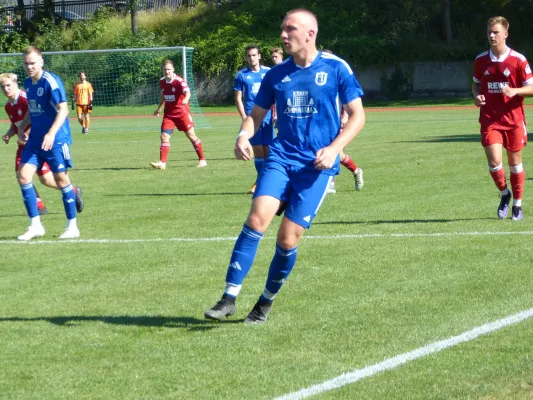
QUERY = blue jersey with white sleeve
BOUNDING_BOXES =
[24,71,71,148]
[234,66,272,123]
[254,51,363,175]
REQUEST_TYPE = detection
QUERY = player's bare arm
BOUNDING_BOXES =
[3,124,16,144]
[503,83,533,98]
[182,90,191,105]
[17,109,31,143]
[42,101,69,151]
[234,90,247,121]
[314,98,365,170]
[472,82,486,107]
[154,92,165,116]
[235,105,268,161]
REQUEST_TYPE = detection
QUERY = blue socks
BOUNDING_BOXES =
[224,224,263,296]
[261,244,298,302]
[61,184,77,220]
[20,183,38,218]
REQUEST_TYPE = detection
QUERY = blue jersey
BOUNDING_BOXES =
[234,66,272,123]
[254,51,363,175]
[24,71,71,148]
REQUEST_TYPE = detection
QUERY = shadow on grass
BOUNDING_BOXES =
[314,217,494,225]
[396,133,533,144]
[0,315,244,331]
[106,192,248,197]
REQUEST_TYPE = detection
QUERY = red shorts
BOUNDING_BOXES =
[16,146,50,176]
[161,114,195,133]
[480,123,528,152]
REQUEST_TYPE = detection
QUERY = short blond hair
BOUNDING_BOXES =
[487,16,509,30]
[0,72,18,84]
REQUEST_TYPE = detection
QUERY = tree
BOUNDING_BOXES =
[442,0,452,43]
[129,0,137,34]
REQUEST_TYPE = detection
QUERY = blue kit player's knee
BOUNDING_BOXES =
[250,120,275,146]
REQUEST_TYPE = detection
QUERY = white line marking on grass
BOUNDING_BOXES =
[1,230,533,245]
[275,307,533,400]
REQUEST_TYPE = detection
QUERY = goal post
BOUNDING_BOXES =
[0,46,211,131]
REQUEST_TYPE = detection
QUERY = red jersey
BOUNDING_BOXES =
[473,47,533,129]
[159,74,190,118]
[5,90,28,131]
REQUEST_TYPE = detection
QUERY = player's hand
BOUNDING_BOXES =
[71,101,75,110]
[234,136,254,161]
[153,110,160,117]
[503,86,518,98]
[2,134,10,144]
[474,95,486,107]
[41,133,54,151]
[88,103,93,111]
[314,147,337,170]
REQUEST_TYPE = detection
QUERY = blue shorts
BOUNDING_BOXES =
[20,142,73,173]
[253,159,332,229]
[250,120,275,147]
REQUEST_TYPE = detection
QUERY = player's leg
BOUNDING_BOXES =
[17,159,44,240]
[482,128,509,218]
[76,105,85,133]
[205,162,288,321]
[151,119,173,169]
[84,111,90,134]
[180,114,206,167]
[506,125,527,220]
[15,145,47,215]
[340,150,364,191]
[48,144,79,238]
[244,169,331,324]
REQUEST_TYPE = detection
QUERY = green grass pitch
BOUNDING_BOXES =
[0,105,532,399]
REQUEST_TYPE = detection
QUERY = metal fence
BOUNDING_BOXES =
[0,0,184,33]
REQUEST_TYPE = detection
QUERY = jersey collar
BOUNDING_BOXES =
[8,89,21,105]
[165,74,177,83]
[489,47,511,62]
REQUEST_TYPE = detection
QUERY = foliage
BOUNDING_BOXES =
[5,0,533,80]
[0,31,29,53]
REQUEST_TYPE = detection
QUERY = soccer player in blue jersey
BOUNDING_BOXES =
[234,45,275,194]
[16,46,82,240]
[205,9,366,324]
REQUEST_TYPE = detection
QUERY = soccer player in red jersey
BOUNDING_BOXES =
[151,60,206,170]
[322,50,364,193]
[1,72,52,215]
[1,72,84,220]
[473,16,533,220]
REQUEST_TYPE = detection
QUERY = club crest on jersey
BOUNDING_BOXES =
[315,72,328,86]
[18,109,22,116]
[37,87,44,96]
[284,91,317,118]
[172,87,175,92]
[503,68,510,77]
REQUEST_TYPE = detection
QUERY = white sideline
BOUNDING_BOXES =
[1,230,533,245]
[275,307,533,400]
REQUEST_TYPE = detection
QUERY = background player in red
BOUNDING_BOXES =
[321,50,364,193]
[473,16,533,220]
[1,72,84,216]
[151,60,206,170]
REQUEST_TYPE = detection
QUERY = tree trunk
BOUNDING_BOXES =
[442,0,452,44]
[129,0,137,34]
[43,0,55,20]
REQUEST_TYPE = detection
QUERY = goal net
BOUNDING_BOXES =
[0,46,211,131]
